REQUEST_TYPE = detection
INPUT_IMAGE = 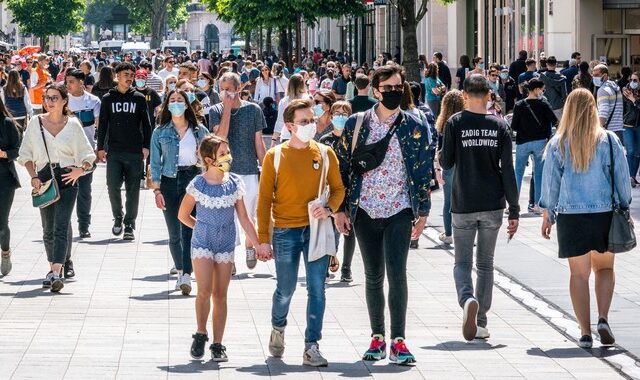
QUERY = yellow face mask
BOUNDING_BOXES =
[215,154,233,173]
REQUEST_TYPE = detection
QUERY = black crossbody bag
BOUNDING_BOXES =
[351,113,403,175]
[606,133,636,253]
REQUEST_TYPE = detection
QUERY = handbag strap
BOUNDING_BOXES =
[37,116,55,175]
[607,133,616,209]
[351,112,365,154]
[524,100,543,128]
[317,143,330,198]
[605,88,619,129]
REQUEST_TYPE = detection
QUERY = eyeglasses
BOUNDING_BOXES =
[332,112,349,118]
[314,99,324,105]
[378,84,404,92]
[631,79,639,83]
[489,74,498,78]
[43,95,60,103]
[167,61,175,64]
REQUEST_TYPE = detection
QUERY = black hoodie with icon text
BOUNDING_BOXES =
[97,87,152,153]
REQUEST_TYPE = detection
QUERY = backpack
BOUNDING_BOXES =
[262,105,277,135]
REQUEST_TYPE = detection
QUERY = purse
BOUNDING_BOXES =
[350,112,402,175]
[307,143,337,262]
[32,116,60,208]
[606,134,636,253]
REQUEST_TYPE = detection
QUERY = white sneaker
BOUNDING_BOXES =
[180,273,192,295]
[246,248,257,270]
[462,298,479,341]
[532,205,544,215]
[475,326,490,339]
[438,233,453,245]
[303,344,328,367]
[1,250,12,276]
[269,328,285,357]
[174,276,182,291]
[170,266,178,275]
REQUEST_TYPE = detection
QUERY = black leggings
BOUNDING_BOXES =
[0,185,16,251]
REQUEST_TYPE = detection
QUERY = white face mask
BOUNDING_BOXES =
[294,122,316,143]
[486,101,493,110]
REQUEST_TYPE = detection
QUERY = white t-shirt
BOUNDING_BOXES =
[158,67,180,81]
[68,91,101,149]
[178,128,198,166]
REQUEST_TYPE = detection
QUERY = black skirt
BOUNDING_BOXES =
[556,212,613,258]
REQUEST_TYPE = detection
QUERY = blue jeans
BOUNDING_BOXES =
[160,168,198,275]
[76,172,93,230]
[515,139,546,205]
[442,168,454,236]
[271,226,329,347]
[623,127,640,178]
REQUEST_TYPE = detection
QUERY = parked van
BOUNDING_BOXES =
[161,40,191,56]
[121,41,150,57]
[99,40,124,55]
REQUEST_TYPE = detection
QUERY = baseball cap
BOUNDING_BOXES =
[135,69,148,79]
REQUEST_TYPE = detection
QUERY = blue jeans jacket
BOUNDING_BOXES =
[150,122,209,183]
[540,130,632,223]
[337,107,433,221]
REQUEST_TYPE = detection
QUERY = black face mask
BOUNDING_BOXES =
[379,90,403,110]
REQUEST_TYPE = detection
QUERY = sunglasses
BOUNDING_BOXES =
[378,84,404,92]
[631,79,639,83]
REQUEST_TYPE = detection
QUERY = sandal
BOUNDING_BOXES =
[329,256,340,273]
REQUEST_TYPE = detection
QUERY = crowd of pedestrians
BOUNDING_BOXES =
[0,45,635,365]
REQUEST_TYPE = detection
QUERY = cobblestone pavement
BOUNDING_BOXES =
[0,165,632,379]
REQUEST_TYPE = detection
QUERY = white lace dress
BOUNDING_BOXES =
[186,174,244,263]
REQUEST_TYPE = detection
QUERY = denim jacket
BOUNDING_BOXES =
[337,107,433,221]
[539,130,632,223]
[150,121,209,183]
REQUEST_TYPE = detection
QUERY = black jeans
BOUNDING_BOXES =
[76,172,93,230]
[40,186,77,264]
[0,185,15,251]
[106,151,143,228]
[160,168,198,275]
[354,208,413,339]
[342,230,356,271]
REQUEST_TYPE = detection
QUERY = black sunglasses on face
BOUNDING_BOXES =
[378,84,404,92]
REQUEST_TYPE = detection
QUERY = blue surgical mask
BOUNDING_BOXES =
[630,82,639,90]
[135,79,146,88]
[313,104,324,117]
[479,63,485,70]
[593,76,603,87]
[197,79,206,88]
[332,115,348,130]
[168,83,176,91]
[168,102,187,116]
[499,72,508,80]
[187,91,196,103]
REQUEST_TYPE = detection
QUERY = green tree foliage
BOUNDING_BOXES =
[84,0,119,30]
[7,0,85,49]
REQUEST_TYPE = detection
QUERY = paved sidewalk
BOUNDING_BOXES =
[0,166,626,379]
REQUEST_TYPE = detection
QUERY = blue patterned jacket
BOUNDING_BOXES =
[337,107,433,221]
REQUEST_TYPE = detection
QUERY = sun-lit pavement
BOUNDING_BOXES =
[0,165,632,379]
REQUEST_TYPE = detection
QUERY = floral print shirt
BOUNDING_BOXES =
[359,111,411,219]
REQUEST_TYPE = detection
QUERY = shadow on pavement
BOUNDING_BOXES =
[143,239,169,245]
[232,273,274,281]
[78,238,132,245]
[325,282,359,288]
[1,278,47,286]
[157,360,219,373]
[234,358,413,377]
[527,346,626,359]
[0,288,71,298]
[129,290,190,301]
[422,341,507,351]
[133,274,171,282]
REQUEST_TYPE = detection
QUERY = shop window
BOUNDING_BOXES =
[604,9,622,34]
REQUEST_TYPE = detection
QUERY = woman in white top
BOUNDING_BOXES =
[254,65,277,105]
[271,63,289,101]
[272,74,312,145]
[150,89,209,295]
[18,83,95,293]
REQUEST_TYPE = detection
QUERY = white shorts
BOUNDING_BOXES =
[233,174,259,246]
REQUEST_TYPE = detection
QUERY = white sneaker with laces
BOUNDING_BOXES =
[463,297,479,341]
[175,276,182,291]
[180,273,192,295]
[1,250,12,276]
[170,266,178,275]
[438,233,453,245]
[303,344,328,367]
[475,326,490,339]
[269,328,285,357]
[246,247,257,269]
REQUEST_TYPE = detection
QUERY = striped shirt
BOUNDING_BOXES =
[146,72,164,93]
[597,80,623,132]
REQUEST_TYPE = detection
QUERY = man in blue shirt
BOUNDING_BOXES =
[517,59,539,100]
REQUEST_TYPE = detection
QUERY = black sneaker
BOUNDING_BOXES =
[123,225,135,241]
[79,228,91,238]
[112,219,123,236]
[63,260,75,278]
[42,271,53,288]
[210,343,228,362]
[50,273,64,293]
[340,267,353,283]
[527,204,535,213]
[190,332,209,359]
[409,239,419,249]
[578,335,593,348]
[597,318,615,346]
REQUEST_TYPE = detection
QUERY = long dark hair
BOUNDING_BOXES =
[4,70,24,97]
[0,91,18,127]
[158,89,200,127]
[44,83,73,116]
[96,65,116,89]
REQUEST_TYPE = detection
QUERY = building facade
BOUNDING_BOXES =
[181,3,234,54]
[304,0,640,76]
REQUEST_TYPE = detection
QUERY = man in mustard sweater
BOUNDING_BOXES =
[256,99,345,367]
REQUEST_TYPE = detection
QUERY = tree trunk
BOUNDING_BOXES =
[258,27,263,55]
[39,35,48,51]
[266,27,273,55]
[295,16,302,70]
[398,0,420,82]
[278,27,289,66]
[287,25,293,69]
[244,31,251,56]
[150,9,166,50]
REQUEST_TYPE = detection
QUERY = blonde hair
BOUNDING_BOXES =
[435,90,465,134]
[547,88,603,172]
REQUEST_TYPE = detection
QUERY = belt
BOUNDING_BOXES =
[177,165,198,171]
